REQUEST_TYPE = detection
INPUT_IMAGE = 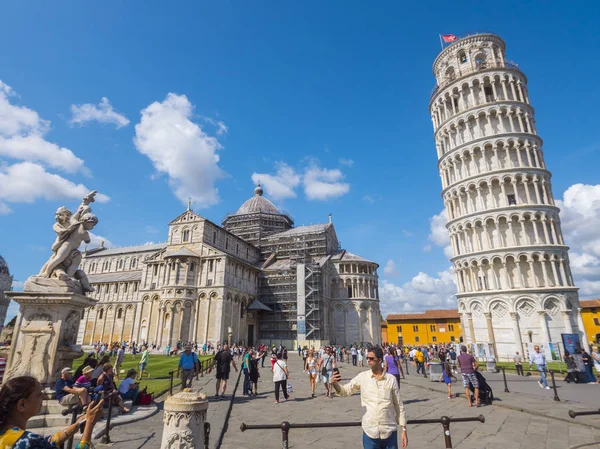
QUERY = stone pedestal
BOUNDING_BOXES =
[161,390,208,449]
[4,291,96,388]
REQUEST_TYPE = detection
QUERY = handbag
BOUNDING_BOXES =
[321,356,332,376]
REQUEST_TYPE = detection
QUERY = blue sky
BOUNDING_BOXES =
[1,1,600,323]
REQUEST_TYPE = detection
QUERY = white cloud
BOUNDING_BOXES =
[4,300,20,325]
[70,97,129,128]
[303,164,350,200]
[0,135,87,174]
[379,267,457,316]
[204,117,228,135]
[252,162,300,200]
[556,183,600,297]
[252,161,351,202]
[428,209,453,258]
[134,93,225,208]
[0,80,88,174]
[383,260,399,277]
[339,158,354,166]
[363,195,375,204]
[82,232,113,250]
[423,244,432,252]
[0,162,109,214]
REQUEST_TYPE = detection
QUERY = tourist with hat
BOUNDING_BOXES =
[178,344,199,390]
[54,367,90,407]
[74,366,94,394]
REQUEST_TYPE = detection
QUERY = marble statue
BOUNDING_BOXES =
[27,191,99,294]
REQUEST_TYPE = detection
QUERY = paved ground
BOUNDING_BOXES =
[90,355,600,449]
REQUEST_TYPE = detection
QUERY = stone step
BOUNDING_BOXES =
[30,400,133,429]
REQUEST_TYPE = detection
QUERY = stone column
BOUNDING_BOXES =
[510,312,524,356]
[561,310,573,334]
[576,308,591,352]
[466,312,476,345]
[484,312,497,357]
[538,311,551,348]
[161,390,209,449]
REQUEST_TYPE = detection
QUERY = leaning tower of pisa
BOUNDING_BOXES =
[429,33,590,359]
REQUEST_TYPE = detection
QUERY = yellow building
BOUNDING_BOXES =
[581,299,600,345]
[384,309,462,346]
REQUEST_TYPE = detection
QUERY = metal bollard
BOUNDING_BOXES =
[404,358,409,375]
[501,367,510,393]
[569,409,600,418]
[201,360,204,377]
[423,363,427,378]
[281,421,290,449]
[101,395,113,444]
[549,370,560,401]
[204,422,211,449]
[169,371,174,395]
[441,415,452,448]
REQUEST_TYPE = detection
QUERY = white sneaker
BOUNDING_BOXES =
[538,381,543,388]
[545,386,550,390]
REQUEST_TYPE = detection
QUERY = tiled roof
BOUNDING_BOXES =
[88,271,143,283]
[331,250,374,263]
[271,223,331,237]
[85,243,167,258]
[580,299,600,308]
[386,309,460,321]
[248,299,273,311]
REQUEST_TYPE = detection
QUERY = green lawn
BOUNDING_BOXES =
[71,353,213,396]
[492,360,565,373]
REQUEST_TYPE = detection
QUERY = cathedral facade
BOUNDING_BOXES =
[78,186,381,349]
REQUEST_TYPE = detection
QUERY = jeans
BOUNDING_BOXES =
[537,365,548,387]
[243,368,251,395]
[585,364,596,383]
[362,431,398,449]
[120,388,139,403]
[352,355,357,366]
[416,362,424,374]
[274,380,289,401]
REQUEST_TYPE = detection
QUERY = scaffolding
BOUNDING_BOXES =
[256,224,337,342]
[222,212,293,249]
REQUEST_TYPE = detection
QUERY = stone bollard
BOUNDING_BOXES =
[161,389,209,449]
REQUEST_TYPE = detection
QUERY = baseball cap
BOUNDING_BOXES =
[61,367,73,375]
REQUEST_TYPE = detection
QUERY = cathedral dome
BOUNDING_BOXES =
[0,255,9,275]
[235,184,281,215]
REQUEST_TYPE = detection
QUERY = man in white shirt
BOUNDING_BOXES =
[351,346,358,366]
[408,348,417,361]
[530,345,550,389]
[331,347,408,449]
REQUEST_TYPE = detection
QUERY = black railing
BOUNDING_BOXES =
[241,415,485,449]
[569,409,600,418]
[61,404,83,449]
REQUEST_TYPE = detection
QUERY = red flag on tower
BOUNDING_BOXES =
[442,34,458,43]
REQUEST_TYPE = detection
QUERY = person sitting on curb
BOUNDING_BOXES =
[55,367,90,408]
[119,369,140,403]
[0,376,104,449]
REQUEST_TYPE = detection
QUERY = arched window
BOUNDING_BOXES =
[189,262,195,272]
[119,259,123,269]
[117,309,123,319]
[99,309,104,319]
[475,53,487,69]
[458,50,467,64]
[183,229,190,242]
[131,258,137,268]
[445,67,456,81]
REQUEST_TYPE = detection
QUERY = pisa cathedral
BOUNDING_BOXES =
[78,185,381,349]
[431,33,590,358]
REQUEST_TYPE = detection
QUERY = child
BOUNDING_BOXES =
[440,361,457,398]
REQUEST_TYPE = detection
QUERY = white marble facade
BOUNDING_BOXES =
[79,190,381,348]
[0,256,13,330]
[430,33,590,358]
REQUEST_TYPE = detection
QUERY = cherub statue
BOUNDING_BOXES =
[38,191,99,293]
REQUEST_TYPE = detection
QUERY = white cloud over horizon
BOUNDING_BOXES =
[70,97,130,128]
[0,80,103,213]
[383,259,399,277]
[252,162,300,200]
[253,161,351,201]
[134,93,226,208]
